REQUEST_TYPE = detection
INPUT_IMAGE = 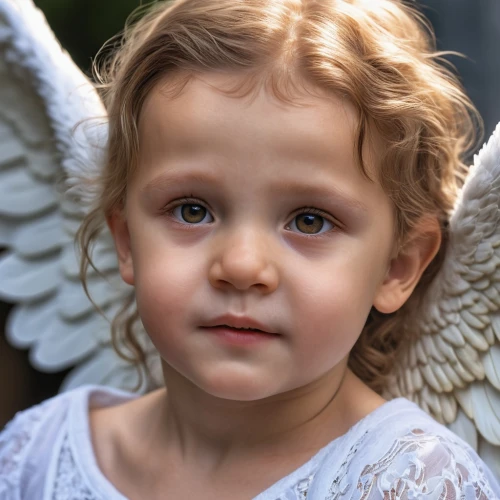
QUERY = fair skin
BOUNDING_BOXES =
[93,72,441,499]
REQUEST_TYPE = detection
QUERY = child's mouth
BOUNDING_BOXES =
[219,325,264,332]
[203,324,274,335]
[201,324,279,345]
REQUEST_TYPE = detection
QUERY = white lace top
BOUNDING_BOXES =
[1,386,499,500]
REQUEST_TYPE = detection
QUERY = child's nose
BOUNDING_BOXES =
[208,229,279,294]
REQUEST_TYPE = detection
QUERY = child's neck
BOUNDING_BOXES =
[90,366,385,498]
[151,365,383,464]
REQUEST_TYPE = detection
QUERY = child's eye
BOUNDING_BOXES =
[171,203,214,224]
[287,211,335,235]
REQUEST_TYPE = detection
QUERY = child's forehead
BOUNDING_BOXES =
[138,70,384,179]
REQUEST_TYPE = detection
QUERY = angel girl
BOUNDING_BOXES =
[1,0,500,498]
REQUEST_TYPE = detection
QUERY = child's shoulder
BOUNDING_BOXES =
[0,387,79,497]
[0,385,134,500]
[1,389,75,466]
[309,397,500,499]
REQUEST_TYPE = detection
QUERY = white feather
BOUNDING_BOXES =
[456,344,484,380]
[458,318,489,351]
[0,168,57,216]
[12,211,65,257]
[428,359,453,392]
[492,314,500,341]
[0,131,24,166]
[6,297,58,347]
[30,312,110,371]
[483,345,500,391]
[60,348,146,393]
[470,382,500,446]
[455,387,474,420]
[441,362,466,389]
[440,324,466,347]
[0,217,16,246]
[0,252,59,300]
[448,408,478,451]
[58,277,126,320]
[439,393,457,424]
[479,438,500,482]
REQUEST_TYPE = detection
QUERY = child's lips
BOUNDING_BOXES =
[200,314,281,345]
[201,325,279,345]
[201,314,278,335]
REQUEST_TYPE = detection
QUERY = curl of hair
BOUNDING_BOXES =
[78,0,482,393]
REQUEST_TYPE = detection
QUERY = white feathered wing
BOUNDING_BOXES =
[0,0,159,392]
[385,123,500,477]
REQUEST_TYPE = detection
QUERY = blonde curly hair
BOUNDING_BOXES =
[79,0,481,392]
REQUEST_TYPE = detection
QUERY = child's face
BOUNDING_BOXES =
[112,72,397,401]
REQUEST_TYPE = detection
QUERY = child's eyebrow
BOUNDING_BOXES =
[140,170,219,199]
[140,170,368,214]
[274,180,368,214]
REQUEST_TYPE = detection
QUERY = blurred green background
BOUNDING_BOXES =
[33,0,143,72]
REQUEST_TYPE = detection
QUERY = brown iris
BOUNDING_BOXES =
[295,214,324,234]
[181,204,207,223]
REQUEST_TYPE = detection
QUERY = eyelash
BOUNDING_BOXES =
[160,197,339,236]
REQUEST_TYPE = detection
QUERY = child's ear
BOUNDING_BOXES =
[373,216,442,314]
[106,210,135,286]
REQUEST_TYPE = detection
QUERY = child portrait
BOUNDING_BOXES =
[0,0,499,498]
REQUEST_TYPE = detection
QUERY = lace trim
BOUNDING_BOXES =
[327,428,496,499]
[52,434,98,500]
[327,431,367,498]
[0,403,47,493]
[275,472,315,499]
[50,433,317,500]
[294,474,314,499]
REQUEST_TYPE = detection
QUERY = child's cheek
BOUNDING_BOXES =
[134,245,203,312]
[284,252,383,375]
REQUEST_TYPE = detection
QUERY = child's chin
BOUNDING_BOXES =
[206,388,278,402]
[195,370,284,402]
